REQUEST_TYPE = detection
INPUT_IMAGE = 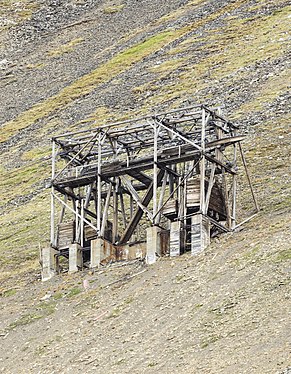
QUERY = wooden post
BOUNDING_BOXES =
[50,140,56,246]
[200,108,206,214]
[119,190,127,228]
[97,133,102,235]
[80,199,84,247]
[222,168,232,229]
[205,163,216,212]
[112,178,118,243]
[153,122,158,224]
[100,183,112,237]
[231,143,237,229]
[156,171,167,224]
[75,199,80,243]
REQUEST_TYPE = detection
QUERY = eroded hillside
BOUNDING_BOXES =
[0,1,290,373]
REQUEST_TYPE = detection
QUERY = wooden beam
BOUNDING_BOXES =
[100,183,112,237]
[205,163,216,212]
[120,176,153,220]
[112,179,118,243]
[200,108,206,214]
[52,192,98,231]
[119,169,165,244]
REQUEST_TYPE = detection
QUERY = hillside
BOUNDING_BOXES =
[0,0,290,373]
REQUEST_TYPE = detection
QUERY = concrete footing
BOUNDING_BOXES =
[191,214,210,255]
[41,247,58,281]
[170,221,183,257]
[90,238,103,268]
[146,226,162,264]
[68,243,82,273]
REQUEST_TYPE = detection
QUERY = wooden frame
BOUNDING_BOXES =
[49,105,258,257]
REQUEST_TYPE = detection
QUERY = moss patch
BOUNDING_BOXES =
[48,38,84,58]
[0,0,38,31]
[0,30,177,143]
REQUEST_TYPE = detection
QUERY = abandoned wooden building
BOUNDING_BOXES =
[41,104,259,280]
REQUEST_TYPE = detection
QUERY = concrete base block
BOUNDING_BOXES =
[90,238,103,268]
[170,221,183,257]
[69,243,82,273]
[146,226,162,264]
[41,247,58,281]
[191,214,210,255]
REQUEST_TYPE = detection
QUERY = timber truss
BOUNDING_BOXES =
[49,104,259,265]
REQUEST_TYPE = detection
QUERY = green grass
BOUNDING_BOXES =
[48,38,84,58]
[275,249,291,262]
[1,288,17,297]
[66,287,82,298]
[0,0,250,143]
[139,4,290,108]
[0,162,50,206]
[0,0,38,31]
[103,4,124,14]
[8,300,56,330]
[0,30,176,143]
[0,193,50,274]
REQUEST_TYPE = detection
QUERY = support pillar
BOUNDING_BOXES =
[146,226,162,264]
[90,238,104,268]
[69,243,82,273]
[41,247,58,281]
[191,214,210,255]
[170,221,183,257]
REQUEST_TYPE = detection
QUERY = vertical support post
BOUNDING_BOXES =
[200,107,206,214]
[97,133,102,235]
[222,168,232,229]
[50,139,56,246]
[75,199,79,243]
[119,190,127,228]
[130,195,134,220]
[205,163,216,212]
[80,198,84,247]
[112,178,118,243]
[84,184,92,209]
[231,143,237,229]
[153,121,158,225]
[156,171,167,224]
[100,183,112,237]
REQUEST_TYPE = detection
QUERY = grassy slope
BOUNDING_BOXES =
[0,0,290,372]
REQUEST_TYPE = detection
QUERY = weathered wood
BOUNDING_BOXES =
[112,179,118,243]
[205,164,216,212]
[119,169,165,244]
[46,104,257,279]
[100,183,112,237]
[191,214,210,255]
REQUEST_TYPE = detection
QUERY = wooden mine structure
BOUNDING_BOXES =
[42,104,259,280]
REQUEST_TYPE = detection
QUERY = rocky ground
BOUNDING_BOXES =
[0,0,290,372]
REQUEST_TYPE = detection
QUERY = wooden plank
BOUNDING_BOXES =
[200,108,206,214]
